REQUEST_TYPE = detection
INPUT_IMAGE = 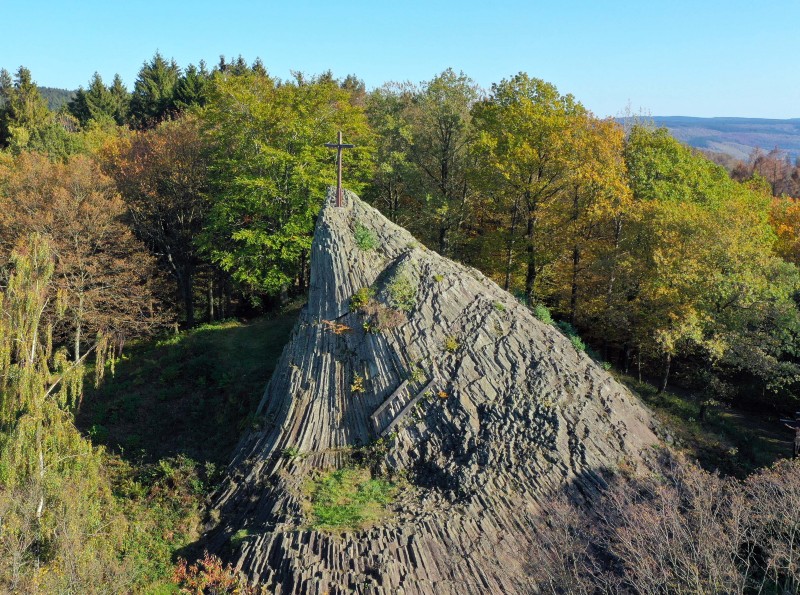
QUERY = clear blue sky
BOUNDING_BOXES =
[1,0,797,118]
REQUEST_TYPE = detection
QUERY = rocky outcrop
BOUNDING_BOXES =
[208,189,659,593]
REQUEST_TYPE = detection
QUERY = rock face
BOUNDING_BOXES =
[208,189,659,593]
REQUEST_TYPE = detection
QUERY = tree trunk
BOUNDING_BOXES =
[179,267,195,328]
[524,214,537,303]
[658,353,671,394]
[570,245,580,324]
[638,346,642,383]
[74,293,83,363]
[438,224,448,256]
[207,276,215,321]
[504,195,520,291]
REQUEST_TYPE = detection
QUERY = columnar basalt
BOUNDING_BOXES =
[208,189,659,594]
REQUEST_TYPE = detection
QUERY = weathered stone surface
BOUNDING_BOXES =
[207,189,660,593]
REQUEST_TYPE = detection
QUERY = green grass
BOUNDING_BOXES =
[75,304,301,590]
[79,304,300,466]
[619,375,792,477]
[306,467,395,530]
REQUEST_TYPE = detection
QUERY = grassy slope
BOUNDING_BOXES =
[79,305,299,467]
[76,305,299,592]
[618,375,792,477]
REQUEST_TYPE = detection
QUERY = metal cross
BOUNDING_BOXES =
[325,131,354,207]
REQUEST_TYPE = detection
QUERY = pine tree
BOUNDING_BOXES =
[173,62,209,111]
[129,52,180,128]
[109,74,130,125]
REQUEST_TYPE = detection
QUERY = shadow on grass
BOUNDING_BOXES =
[617,374,792,477]
[77,304,301,470]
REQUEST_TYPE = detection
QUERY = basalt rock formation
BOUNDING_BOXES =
[208,189,659,594]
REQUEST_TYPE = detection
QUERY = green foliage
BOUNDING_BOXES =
[433,274,444,282]
[385,264,417,312]
[407,362,426,384]
[549,320,586,352]
[493,301,506,311]
[354,221,378,251]
[533,303,553,324]
[129,52,180,128]
[0,235,132,592]
[444,335,460,352]
[173,62,210,111]
[200,70,374,294]
[68,72,117,127]
[282,446,300,459]
[570,334,586,352]
[0,66,83,158]
[80,309,299,464]
[350,287,375,311]
[306,467,395,530]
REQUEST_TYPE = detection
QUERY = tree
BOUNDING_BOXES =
[0,234,129,592]
[103,115,209,327]
[68,72,117,127]
[108,74,130,125]
[622,126,800,397]
[200,70,374,295]
[129,52,180,128]
[557,116,632,327]
[0,151,166,357]
[365,82,416,225]
[407,69,480,256]
[472,73,585,301]
[173,62,210,111]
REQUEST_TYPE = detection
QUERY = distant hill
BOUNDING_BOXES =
[640,116,800,162]
[37,86,76,111]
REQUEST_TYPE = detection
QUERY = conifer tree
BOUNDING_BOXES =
[108,74,130,125]
[129,52,180,128]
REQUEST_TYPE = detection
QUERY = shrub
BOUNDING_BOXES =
[494,301,506,312]
[444,335,459,353]
[407,363,426,384]
[533,303,553,324]
[282,446,300,459]
[351,374,365,394]
[433,274,444,283]
[350,287,375,311]
[361,300,407,333]
[386,265,416,312]
[354,222,378,251]
[570,334,586,352]
[173,551,256,594]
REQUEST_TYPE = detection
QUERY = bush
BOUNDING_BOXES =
[173,551,256,594]
[570,334,586,352]
[444,335,460,353]
[351,374,365,394]
[354,222,378,251]
[361,300,407,333]
[533,303,553,324]
[350,287,375,311]
[386,265,416,312]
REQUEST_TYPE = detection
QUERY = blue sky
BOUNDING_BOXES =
[1,0,797,118]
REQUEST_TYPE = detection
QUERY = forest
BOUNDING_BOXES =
[1,53,799,592]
